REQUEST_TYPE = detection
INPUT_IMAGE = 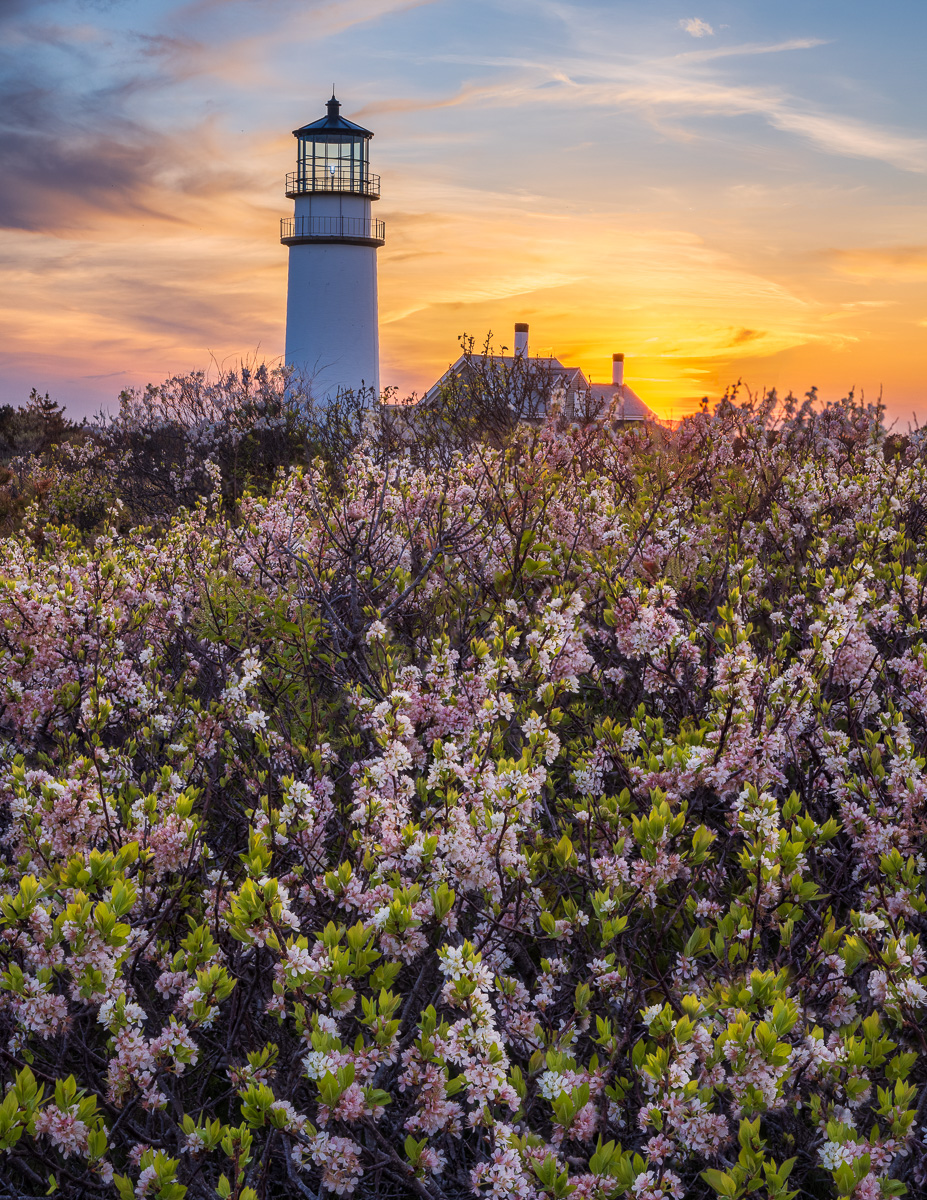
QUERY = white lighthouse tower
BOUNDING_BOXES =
[281,94,383,400]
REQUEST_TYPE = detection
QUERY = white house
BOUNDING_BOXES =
[421,324,657,424]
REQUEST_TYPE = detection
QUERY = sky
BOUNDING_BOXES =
[1,0,925,424]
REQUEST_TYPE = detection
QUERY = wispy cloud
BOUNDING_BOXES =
[678,17,713,38]
[0,0,41,19]
[765,110,927,173]
[175,0,439,39]
[0,70,269,233]
[670,37,828,63]
[0,76,177,232]
[355,85,492,117]
[826,246,927,280]
[370,68,927,175]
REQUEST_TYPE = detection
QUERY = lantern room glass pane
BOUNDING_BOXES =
[296,135,369,191]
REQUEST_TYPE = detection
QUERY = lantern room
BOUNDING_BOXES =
[286,93,380,200]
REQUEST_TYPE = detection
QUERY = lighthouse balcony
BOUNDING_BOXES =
[280,216,386,247]
[286,168,380,199]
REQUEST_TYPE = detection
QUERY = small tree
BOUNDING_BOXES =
[412,333,570,457]
[24,388,69,449]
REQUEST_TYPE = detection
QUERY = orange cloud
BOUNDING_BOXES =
[826,246,927,281]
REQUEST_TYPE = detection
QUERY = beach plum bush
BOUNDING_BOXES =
[2,364,378,533]
[0,389,926,1200]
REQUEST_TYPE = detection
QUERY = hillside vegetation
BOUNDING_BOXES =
[0,378,925,1200]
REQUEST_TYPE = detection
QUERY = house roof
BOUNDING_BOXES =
[421,355,657,422]
[421,354,587,404]
[589,383,657,422]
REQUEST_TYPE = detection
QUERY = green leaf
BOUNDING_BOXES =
[701,1168,737,1197]
[114,1176,135,1200]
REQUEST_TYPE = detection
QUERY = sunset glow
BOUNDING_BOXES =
[1,0,925,423]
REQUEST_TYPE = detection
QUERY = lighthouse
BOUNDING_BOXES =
[281,94,384,400]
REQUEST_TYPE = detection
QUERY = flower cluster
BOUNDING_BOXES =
[0,387,925,1200]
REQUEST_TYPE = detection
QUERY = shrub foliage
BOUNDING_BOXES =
[0,385,926,1200]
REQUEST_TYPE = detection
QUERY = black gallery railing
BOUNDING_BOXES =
[280,216,386,244]
[285,168,380,198]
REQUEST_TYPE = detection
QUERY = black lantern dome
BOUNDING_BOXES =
[286,93,379,199]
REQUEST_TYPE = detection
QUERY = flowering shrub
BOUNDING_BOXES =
[91,364,324,517]
[2,366,378,535]
[0,388,925,1200]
